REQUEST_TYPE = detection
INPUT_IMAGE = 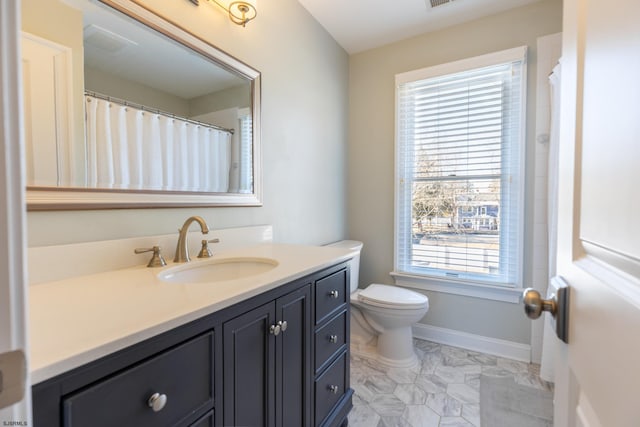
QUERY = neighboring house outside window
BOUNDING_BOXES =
[393,47,527,301]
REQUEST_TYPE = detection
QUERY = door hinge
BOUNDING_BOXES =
[0,350,26,409]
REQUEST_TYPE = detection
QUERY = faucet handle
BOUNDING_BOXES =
[197,238,220,258]
[135,245,167,268]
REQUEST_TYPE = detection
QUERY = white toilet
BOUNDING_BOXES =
[327,240,429,368]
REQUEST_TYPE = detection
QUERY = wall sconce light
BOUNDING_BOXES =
[188,0,257,27]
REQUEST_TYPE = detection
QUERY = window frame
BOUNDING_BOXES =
[392,46,528,303]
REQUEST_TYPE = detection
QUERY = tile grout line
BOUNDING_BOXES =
[348,338,553,427]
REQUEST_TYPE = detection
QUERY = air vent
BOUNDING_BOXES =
[429,0,454,8]
[83,24,137,53]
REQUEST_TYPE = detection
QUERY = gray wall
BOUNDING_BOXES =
[84,66,191,118]
[26,0,349,247]
[85,67,249,122]
[347,0,563,344]
[190,85,250,117]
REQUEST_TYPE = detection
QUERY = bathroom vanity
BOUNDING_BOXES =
[29,243,353,427]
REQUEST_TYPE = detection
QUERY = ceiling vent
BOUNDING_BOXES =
[428,0,454,8]
[83,24,138,53]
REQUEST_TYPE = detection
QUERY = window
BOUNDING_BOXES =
[394,47,526,292]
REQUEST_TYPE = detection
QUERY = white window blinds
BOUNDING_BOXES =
[395,47,527,287]
[238,109,253,194]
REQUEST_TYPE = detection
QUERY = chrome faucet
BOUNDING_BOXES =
[174,216,210,263]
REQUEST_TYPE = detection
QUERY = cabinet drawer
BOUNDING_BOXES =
[314,351,347,427]
[314,311,346,373]
[63,332,214,427]
[315,269,347,325]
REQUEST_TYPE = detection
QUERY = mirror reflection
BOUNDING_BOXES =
[22,0,257,199]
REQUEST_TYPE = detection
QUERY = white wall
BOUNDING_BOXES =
[25,0,349,247]
[348,0,563,345]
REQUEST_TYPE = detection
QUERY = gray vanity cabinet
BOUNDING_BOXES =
[222,284,312,427]
[31,262,352,427]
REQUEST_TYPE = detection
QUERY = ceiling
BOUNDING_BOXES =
[297,0,545,54]
[68,0,246,99]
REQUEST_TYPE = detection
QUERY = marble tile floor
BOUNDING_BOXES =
[348,338,553,427]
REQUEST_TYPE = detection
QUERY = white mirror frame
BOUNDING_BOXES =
[26,0,262,210]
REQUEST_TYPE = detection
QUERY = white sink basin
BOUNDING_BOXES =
[158,257,279,284]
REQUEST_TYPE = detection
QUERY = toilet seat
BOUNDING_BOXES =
[358,284,428,310]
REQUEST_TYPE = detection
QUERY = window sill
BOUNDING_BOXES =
[390,272,522,303]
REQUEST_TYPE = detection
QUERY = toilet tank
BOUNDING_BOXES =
[325,240,363,293]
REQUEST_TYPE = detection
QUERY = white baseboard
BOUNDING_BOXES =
[412,323,531,363]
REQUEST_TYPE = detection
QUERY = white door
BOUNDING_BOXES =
[553,0,640,425]
[21,32,74,187]
[0,0,31,424]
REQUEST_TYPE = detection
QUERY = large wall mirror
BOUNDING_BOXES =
[22,0,262,209]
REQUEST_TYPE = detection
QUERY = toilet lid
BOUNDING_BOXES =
[358,284,429,309]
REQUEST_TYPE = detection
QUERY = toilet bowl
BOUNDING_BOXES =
[325,240,429,368]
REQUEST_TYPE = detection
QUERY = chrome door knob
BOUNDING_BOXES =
[147,392,167,412]
[522,278,570,344]
[328,335,338,343]
[277,320,288,332]
[328,385,339,394]
[328,290,339,299]
[522,288,557,319]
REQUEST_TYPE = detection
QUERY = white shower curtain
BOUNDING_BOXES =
[85,95,231,192]
[540,62,562,382]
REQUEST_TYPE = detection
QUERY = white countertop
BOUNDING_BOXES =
[29,243,354,384]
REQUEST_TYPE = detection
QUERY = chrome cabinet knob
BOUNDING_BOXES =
[277,320,288,332]
[269,324,281,336]
[328,385,339,394]
[147,392,167,412]
[328,290,339,299]
[328,334,338,343]
[522,288,557,319]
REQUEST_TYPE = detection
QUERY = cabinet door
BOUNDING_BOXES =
[223,302,276,427]
[189,410,214,427]
[276,284,312,427]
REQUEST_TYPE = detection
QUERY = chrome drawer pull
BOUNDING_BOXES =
[328,334,338,343]
[148,392,167,412]
[278,320,288,332]
[328,290,339,299]
[269,324,281,336]
[328,385,339,394]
